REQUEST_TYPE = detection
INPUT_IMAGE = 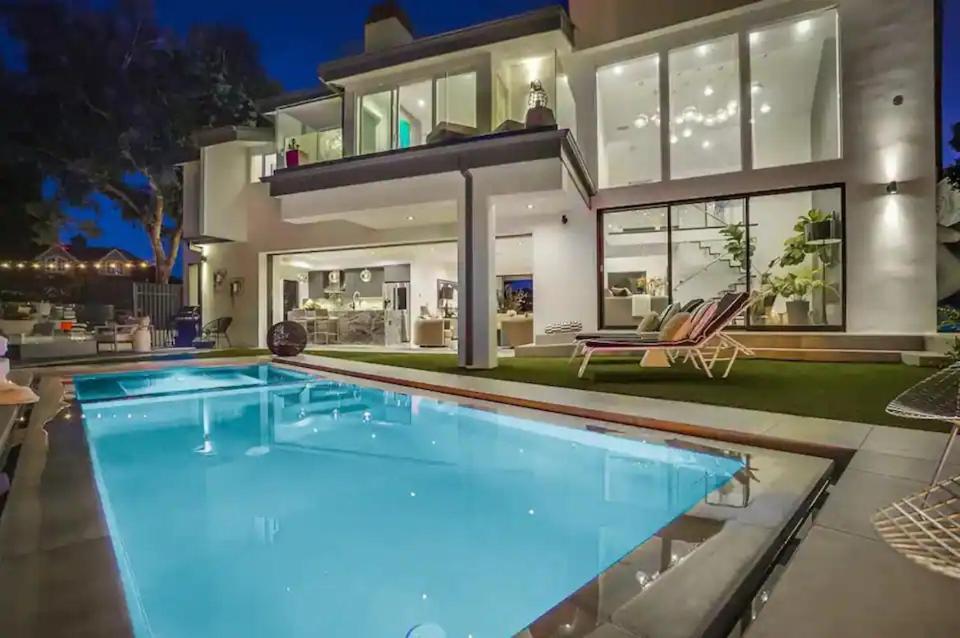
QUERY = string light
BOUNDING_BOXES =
[0,258,153,273]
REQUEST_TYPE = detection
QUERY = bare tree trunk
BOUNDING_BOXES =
[144,188,182,284]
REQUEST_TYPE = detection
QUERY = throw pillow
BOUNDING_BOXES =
[610,287,631,297]
[658,312,692,342]
[636,313,660,333]
[669,312,696,342]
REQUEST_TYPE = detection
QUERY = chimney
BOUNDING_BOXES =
[364,1,414,52]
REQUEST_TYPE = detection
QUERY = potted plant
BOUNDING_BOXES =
[719,222,755,272]
[771,266,838,325]
[803,209,841,246]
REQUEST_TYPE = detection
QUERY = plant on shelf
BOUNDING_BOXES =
[770,209,839,269]
[719,222,755,272]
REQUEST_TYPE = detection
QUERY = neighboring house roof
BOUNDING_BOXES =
[35,245,141,264]
[316,6,573,82]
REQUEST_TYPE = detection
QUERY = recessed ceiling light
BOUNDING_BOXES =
[751,82,763,95]
[704,85,714,97]
[682,128,693,138]
[749,32,761,45]
[696,44,710,57]
[702,140,712,150]
[613,65,624,76]
[796,19,812,35]
[670,135,679,144]
[760,103,772,114]
[633,115,649,129]
[407,215,415,221]
[527,204,535,210]
[417,99,426,108]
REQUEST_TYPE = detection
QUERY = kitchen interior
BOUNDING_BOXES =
[271,237,532,349]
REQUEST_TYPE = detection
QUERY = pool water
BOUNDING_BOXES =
[74,364,311,403]
[78,365,742,638]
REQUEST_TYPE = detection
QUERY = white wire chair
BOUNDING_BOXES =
[871,363,960,579]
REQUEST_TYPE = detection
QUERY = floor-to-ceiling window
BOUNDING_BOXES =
[358,71,479,155]
[669,35,742,179]
[601,207,670,328]
[750,11,840,167]
[596,54,662,187]
[599,185,845,330]
[595,8,840,181]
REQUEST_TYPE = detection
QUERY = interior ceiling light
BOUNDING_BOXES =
[760,103,772,114]
[633,115,650,129]
[613,65,624,75]
[696,44,710,57]
[670,135,679,144]
[749,32,761,45]
[796,19,812,35]
[704,85,715,97]
[751,82,763,95]
[682,128,693,138]
[702,140,712,150]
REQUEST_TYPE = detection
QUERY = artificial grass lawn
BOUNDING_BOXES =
[304,350,944,432]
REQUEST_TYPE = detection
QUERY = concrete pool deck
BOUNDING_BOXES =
[1,354,959,637]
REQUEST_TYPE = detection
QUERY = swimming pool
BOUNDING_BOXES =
[74,364,312,403]
[78,364,742,637]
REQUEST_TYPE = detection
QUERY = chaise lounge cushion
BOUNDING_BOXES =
[636,313,660,333]
[659,312,692,341]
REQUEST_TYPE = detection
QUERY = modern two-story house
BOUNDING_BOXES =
[182,0,940,368]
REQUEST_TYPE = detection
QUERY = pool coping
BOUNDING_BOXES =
[0,362,835,638]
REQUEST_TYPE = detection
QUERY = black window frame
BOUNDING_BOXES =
[597,183,847,332]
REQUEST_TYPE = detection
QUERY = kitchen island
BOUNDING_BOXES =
[329,309,406,346]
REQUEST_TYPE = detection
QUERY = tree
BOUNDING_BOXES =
[2,0,279,282]
[947,122,960,190]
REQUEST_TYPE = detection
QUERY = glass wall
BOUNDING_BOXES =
[750,187,843,328]
[596,54,661,187]
[601,207,669,328]
[359,90,393,154]
[436,72,478,129]
[750,10,840,168]
[596,8,841,183]
[397,80,433,148]
[275,96,343,169]
[671,198,747,316]
[492,52,559,131]
[599,186,844,330]
[669,35,741,179]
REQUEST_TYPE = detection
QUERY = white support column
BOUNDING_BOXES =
[457,170,497,369]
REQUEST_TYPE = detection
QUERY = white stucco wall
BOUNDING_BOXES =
[573,0,938,334]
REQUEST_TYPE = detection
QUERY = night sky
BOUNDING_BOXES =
[3,0,959,268]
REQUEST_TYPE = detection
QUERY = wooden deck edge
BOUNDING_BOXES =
[279,357,855,478]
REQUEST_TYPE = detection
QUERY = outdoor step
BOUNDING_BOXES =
[733,333,926,352]
[750,347,903,363]
[900,351,950,367]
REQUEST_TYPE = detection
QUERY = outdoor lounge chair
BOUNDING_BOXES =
[575,292,755,379]
[201,317,233,349]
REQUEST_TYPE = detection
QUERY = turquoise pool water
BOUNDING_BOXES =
[74,364,311,403]
[78,365,742,638]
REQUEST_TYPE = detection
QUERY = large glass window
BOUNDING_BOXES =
[275,96,343,169]
[601,208,669,328]
[599,186,844,330]
[669,35,741,179]
[671,199,747,315]
[397,80,433,148]
[750,10,840,168]
[750,188,843,328]
[359,90,393,154]
[436,72,477,130]
[597,54,662,187]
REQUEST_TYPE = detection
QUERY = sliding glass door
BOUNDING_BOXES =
[358,72,478,155]
[599,185,845,330]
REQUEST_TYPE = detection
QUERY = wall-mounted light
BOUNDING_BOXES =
[886,181,900,195]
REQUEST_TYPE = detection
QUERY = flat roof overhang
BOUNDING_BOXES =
[316,6,573,82]
[263,127,595,207]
